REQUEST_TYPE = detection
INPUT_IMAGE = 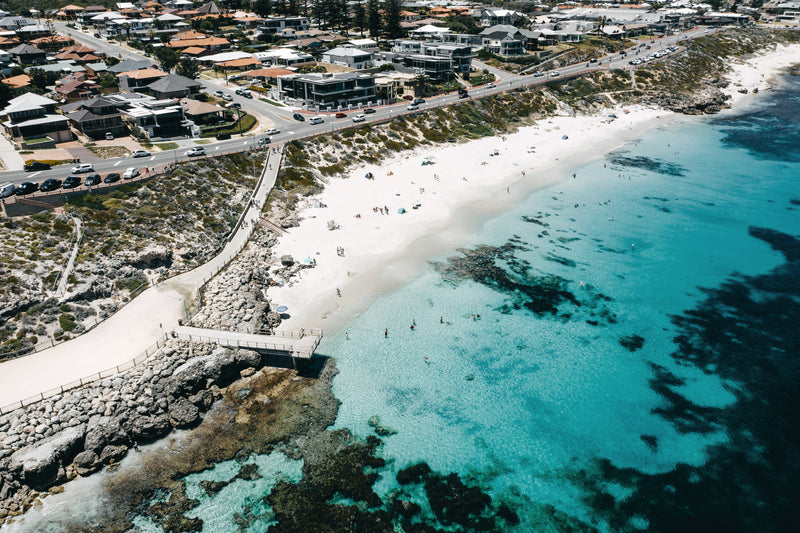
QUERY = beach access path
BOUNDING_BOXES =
[0,148,283,409]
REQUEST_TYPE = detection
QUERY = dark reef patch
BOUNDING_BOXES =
[607,152,687,176]
[574,226,800,532]
[619,334,645,352]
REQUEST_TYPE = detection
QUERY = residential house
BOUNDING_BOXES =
[179,97,224,125]
[399,10,421,22]
[54,45,102,63]
[258,16,311,35]
[241,67,294,82]
[0,36,19,50]
[322,45,373,70]
[0,50,10,64]
[1,74,31,89]
[480,25,541,55]
[196,2,222,15]
[107,58,157,74]
[347,38,379,53]
[146,73,202,99]
[118,67,168,92]
[215,57,262,71]
[0,17,36,31]
[391,40,473,81]
[16,24,51,40]
[57,5,86,19]
[167,35,230,54]
[56,74,100,101]
[0,93,72,145]
[64,95,127,139]
[254,48,313,67]
[30,35,75,50]
[122,98,188,138]
[408,24,452,39]
[8,44,47,65]
[479,8,520,28]
[277,71,377,110]
[85,61,109,77]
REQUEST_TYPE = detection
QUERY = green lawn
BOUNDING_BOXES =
[156,142,179,151]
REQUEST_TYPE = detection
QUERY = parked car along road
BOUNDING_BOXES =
[123,167,140,180]
[39,178,62,192]
[62,176,82,189]
[103,173,121,183]
[85,174,102,186]
[14,182,38,195]
[23,161,50,172]
[0,183,14,198]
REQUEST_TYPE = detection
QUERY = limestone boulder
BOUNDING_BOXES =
[9,425,85,489]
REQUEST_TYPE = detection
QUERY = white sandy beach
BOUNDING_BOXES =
[267,47,800,336]
[267,104,669,333]
[722,43,800,106]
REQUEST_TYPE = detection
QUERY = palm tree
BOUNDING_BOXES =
[410,73,430,97]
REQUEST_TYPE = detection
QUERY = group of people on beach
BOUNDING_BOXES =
[373,206,390,215]
[336,246,346,256]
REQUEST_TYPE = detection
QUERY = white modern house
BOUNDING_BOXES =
[322,46,373,70]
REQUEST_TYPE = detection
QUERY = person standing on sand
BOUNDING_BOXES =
[384,328,388,338]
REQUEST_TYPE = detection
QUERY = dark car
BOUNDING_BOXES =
[23,161,51,172]
[459,92,469,99]
[215,132,232,140]
[413,98,426,105]
[104,173,121,183]
[39,178,62,192]
[293,112,305,121]
[364,108,376,114]
[14,182,38,195]
[62,176,82,189]
[85,174,102,186]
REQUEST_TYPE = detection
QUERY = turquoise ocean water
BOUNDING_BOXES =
[8,74,800,532]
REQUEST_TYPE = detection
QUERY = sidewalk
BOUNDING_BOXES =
[0,135,24,171]
[0,147,283,409]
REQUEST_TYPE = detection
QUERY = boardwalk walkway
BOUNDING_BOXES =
[173,326,322,358]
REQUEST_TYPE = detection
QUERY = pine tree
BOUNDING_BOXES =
[354,3,366,37]
[384,0,403,39]
[366,0,381,38]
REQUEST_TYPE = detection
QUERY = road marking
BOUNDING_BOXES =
[242,141,247,145]
[215,146,220,150]
[150,156,155,161]
[114,161,122,166]
[29,171,41,178]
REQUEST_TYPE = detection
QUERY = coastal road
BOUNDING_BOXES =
[1,26,715,186]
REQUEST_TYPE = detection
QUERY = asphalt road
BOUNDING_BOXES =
[1,25,717,188]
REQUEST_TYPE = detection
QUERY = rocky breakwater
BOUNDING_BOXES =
[191,231,315,333]
[0,340,274,524]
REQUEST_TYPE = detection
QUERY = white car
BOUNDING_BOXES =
[309,116,324,124]
[71,163,94,173]
[486,83,496,88]
[131,150,151,158]
[550,71,561,78]
[223,94,233,101]
[407,103,419,111]
[213,90,224,98]
[351,114,366,123]
[186,147,206,157]
[265,128,280,135]
[122,167,140,180]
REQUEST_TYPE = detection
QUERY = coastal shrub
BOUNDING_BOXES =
[58,313,77,332]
